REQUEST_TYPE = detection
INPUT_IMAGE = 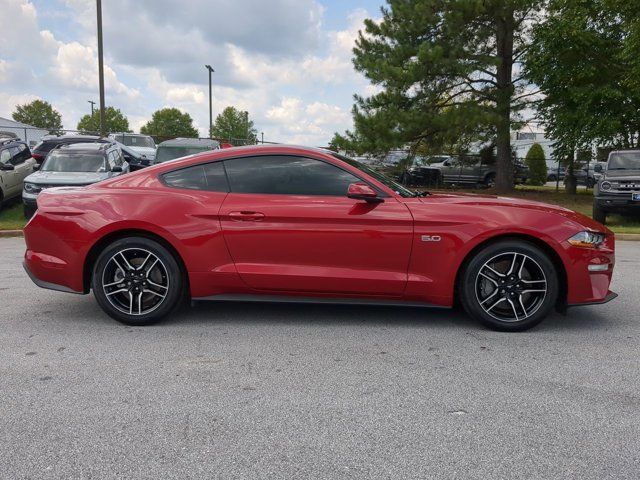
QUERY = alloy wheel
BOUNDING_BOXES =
[101,248,170,316]
[475,252,547,322]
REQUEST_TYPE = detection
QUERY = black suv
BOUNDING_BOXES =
[592,150,640,224]
[30,135,110,165]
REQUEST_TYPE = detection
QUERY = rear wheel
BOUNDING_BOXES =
[484,173,496,188]
[592,200,606,225]
[91,237,184,325]
[460,240,558,332]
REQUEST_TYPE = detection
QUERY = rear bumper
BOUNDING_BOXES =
[23,260,82,294]
[23,214,88,294]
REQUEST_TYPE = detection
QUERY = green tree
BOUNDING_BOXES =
[77,106,130,134]
[525,0,640,192]
[210,106,257,145]
[333,0,543,192]
[12,100,63,133]
[525,143,547,185]
[140,108,198,138]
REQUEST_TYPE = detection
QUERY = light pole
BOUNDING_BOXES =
[88,100,96,116]
[205,65,214,138]
[96,0,106,137]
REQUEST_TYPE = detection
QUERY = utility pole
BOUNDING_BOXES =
[205,65,214,138]
[88,100,96,116]
[96,0,106,137]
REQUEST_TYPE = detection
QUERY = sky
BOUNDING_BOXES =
[0,0,385,145]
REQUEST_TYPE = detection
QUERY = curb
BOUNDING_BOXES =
[2,229,640,241]
[0,230,24,238]
[616,233,640,241]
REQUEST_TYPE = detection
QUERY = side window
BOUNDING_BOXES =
[114,150,124,166]
[9,146,23,165]
[162,162,229,192]
[0,149,10,165]
[223,156,362,196]
[203,162,228,191]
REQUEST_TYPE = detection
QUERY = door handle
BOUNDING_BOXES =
[228,211,265,221]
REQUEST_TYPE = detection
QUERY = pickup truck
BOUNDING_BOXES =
[400,155,528,187]
[592,150,640,224]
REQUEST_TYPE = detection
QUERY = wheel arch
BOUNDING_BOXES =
[453,233,568,311]
[83,228,190,298]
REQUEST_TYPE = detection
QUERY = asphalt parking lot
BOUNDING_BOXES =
[1,237,639,479]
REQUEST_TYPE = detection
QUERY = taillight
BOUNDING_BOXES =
[32,153,44,162]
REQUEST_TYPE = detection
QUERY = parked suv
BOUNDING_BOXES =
[108,133,156,164]
[0,138,36,209]
[30,135,110,164]
[154,138,220,164]
[23,142,129,218]
[593,150,640,224]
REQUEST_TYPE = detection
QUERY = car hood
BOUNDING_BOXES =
[25,171,110,185]
[604,170,640,179]
[127,146,156,158]
[416,192,607,232]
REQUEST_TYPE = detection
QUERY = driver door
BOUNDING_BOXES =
[219,155,414,296]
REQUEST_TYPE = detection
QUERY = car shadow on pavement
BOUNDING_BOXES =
[161,300,614,333]
[32,293,614,333]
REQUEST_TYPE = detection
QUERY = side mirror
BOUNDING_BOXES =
[347,183,382,203]
[111,165,123,173]
[0,163,14,171]
[594,164,603,173]
[32,164,40,171]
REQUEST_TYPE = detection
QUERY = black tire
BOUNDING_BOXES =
[24,204,36,219]
[592,200,606,225]
[459,240,559,332]
[548,174,557,183]
[586,177,595,189]
[484,173,496,188]
[91,236,184,326]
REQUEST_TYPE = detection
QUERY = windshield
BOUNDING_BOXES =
[608,152,640,170]
[156,146,208,163]
[332,153,416,197]
[116,135,155,148]
[41,153,105,172]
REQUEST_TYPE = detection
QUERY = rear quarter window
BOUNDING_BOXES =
[162,162,228,192]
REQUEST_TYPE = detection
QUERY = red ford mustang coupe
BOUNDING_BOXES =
[23,145,616,331]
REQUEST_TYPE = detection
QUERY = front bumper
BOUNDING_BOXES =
[568,290,617,307]
[595,193,640,211]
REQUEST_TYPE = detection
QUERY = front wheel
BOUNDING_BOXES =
[484,173,496,188]
[592,200,606,225]
[459,240,558,332]
[91,237,184,325]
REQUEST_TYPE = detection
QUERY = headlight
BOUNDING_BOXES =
[600,181,611,191]
[23,183,42,194]
[567,231,605,248]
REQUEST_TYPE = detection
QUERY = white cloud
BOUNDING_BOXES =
[0,0,382,144]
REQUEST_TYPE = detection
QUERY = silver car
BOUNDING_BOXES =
[0,138,36,210]
[22,142,129,218]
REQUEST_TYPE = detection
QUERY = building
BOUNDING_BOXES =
[0,116,49,147]
[511,131,555,160]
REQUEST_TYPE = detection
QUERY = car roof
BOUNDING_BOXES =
[0,138,26,148]
[53,142,112,153]
[41,135,107,144]
[158,138,220,148]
